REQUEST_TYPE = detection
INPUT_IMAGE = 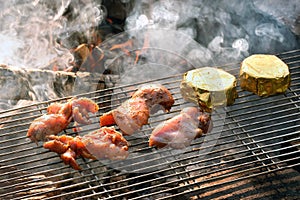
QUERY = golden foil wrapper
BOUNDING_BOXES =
[240,54,291,96]
[180,67,238,112]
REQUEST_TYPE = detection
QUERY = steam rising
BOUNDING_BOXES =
[0,0,103,69]
[0,0,299,105]
[125,0,299,66]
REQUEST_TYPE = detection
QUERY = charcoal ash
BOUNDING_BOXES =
[0,65,34,102]
[0,64,117,110]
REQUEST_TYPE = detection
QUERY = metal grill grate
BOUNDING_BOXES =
[0,50,300,199]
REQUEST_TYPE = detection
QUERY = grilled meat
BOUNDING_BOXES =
[100,84,174,135]
[101,97,150,135]
[81,126,129,161]
[43,127,129,170]
[27,97,99,143]
[27,114,71,143]
[131,84,174,112]
[149,107,212,149]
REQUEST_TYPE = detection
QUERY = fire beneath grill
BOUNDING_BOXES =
[0,50,299,199]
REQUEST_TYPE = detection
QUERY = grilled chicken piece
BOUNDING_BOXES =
[149,107,212,149]
[81,126,129,161]
[27,114,71,143]
[100,84,174,135]
[27,97,99,143]
[47,97,99,124]
[131,84,174,112]
[101,97,150,135]
[43,127,129,170]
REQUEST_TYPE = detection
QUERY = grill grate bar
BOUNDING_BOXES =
[228,88,300,111]
[1,126,299,198]
[136,154,299,200]
[1,109,298,179]
[104,134,299,186]
[0,84,298,156]
[1,167,71,189]
[75,151,300,200]
[230,115,280,172]
[1,122,294,180]
[1,102,295,176]
[91,131,300,180]
[45,150,299,200]
[11,179,99,200]
[1,62,298,125]
[0,51,297,118]
[5,138,299,199]
[130,110,299,158]
[1,49,299,199]
[14,132,298,200]
[3,69,300,134]
[152,160,300,200]
[4,130,300,197]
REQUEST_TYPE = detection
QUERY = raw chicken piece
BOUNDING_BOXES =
[43,127,129,170]
[149,107,212,149]
[100,84,174,135]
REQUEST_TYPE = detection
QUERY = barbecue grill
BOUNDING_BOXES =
[0,49,299,199]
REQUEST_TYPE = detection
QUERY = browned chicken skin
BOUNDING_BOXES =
[131,84,174,112]
[27,97,99,143]
[149,107,212,149]
[27,114,71,142]
[109,97,150,135]
[100,84,175,135]
[43,127,129,170]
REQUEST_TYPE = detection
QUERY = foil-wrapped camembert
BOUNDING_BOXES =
[240,54,291,96]
[180,67,238,112]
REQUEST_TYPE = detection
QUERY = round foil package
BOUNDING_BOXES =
[180,67,238,112]
[239,54,291,96]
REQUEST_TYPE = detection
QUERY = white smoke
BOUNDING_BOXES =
[124,0,299,66]
[0,0,104,69]
[253,0,300,36]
